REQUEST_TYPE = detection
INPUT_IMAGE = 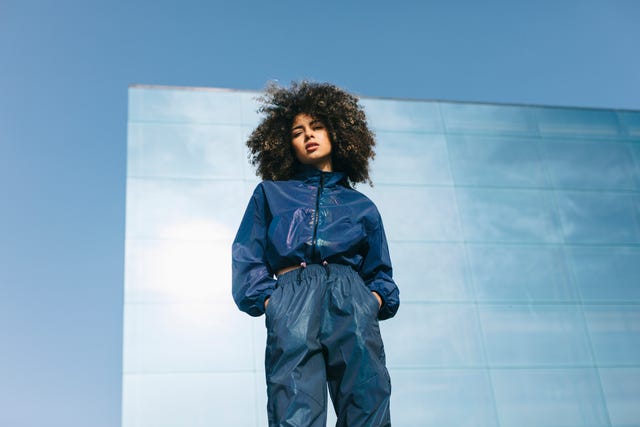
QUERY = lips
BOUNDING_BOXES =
[305,142,319,152]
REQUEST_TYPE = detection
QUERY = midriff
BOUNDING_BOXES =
[276,265,302,277]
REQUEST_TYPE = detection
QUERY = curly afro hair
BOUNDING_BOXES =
[246,81,376,186]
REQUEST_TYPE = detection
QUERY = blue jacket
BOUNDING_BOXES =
[232,165,400,320]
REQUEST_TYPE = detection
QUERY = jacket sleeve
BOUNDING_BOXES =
[361,209,400,320]
[232,184,277,316]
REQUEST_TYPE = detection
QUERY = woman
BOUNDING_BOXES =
[232,81,400,427]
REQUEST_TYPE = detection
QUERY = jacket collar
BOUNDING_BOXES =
[293,164,347,187]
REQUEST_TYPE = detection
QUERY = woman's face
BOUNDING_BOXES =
[291,113,333,172]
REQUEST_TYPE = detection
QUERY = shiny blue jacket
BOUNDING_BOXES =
[232,165,400,320]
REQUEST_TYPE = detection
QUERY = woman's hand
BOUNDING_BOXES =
[372,291,382,308]
[264,297,270,310]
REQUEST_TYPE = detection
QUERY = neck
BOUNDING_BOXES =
[315,159,333,172]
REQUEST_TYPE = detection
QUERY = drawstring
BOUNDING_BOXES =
[322,260,330,277]
[295,261,330,281]
[296,261,307,283]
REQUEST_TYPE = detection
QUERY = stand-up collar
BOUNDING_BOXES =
[293,164,347,187]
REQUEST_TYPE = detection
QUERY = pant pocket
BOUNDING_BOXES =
[265,282,285,325]
[357,282,381,316]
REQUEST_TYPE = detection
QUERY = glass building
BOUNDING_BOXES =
[123,85,640,427]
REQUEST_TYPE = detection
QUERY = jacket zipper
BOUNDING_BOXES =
[311,172,324,259]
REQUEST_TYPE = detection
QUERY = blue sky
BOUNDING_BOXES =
[1,1,639,426]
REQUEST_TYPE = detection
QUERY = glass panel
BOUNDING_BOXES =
[127,122,246,180]
[123,302,255,373]
[534,107,622,138]
[122,372,258,427]
[618,111,640,139]
[254,371,269,427]
[125,178,246,240]
[124,239,232,304]
[569,246,640,303]
[360,98,443,132]
[371,132,453,185]
[237,90,262,128]
[468,244,578,303]
[381,304,485,368]
[555,191,640,244]
[441,102,536,136]
[599,368,640,427]
[584,305,640,366]
[541,140,637,191]
[129,86,246,125]
[125,86,640,427]
[389,242,474,302]
[361,185,462,242]
[491,368,609,427]
[447,135,547,188]
[456,188,563,243]
[252,320,268,375]
[479,305,592,366]
[327,404,337,427]
[242,155,263,183]
[390,369,498,427]
[630,143,640,190]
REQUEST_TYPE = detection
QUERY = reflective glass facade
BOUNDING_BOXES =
[124,85,640,427]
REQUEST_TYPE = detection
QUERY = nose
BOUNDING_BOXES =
[304,128,313,140]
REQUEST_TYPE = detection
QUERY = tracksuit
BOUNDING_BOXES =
[232,165,400,426]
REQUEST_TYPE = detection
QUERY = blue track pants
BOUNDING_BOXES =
[264,264,391,427]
